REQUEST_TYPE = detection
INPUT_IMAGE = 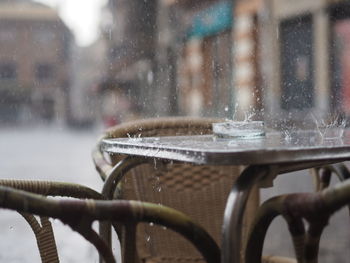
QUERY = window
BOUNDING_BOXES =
[280,15,314,110]
[0,29,16,42]
[35,63,53,81]
[34,28,55,45]
[0,63,16,79]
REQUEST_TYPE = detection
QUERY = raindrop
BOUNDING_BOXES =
[232,103,239,120]
[147,71,154,84]
[146,235,151,242]
[154,158,157,170]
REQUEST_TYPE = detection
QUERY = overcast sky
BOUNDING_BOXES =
[34,0,107,46]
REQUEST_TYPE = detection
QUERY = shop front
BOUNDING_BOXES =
[178,1,233,117]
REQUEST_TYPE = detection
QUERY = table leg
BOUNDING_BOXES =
[221,165,271,263]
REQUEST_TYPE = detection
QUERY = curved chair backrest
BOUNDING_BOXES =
[0,184,220,263]
[96,117,259,263]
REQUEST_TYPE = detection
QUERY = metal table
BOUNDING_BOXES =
[101,129,350,263]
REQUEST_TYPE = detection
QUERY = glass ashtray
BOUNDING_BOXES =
[212,121,265,139]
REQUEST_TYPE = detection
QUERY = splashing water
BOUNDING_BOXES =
[283,130,292,142]
[313,112,346,140]
[127,133,143,142]
[214,103,265,139]
[243,110,256,123]
[231,103,257,123]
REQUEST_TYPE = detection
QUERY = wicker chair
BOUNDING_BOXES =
[245,178,350,263]
[93,117,260,263]
[245,164,350,263]
[0,179,103,263]
[0,184,220,263]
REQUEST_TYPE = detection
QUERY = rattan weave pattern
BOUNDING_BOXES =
[262,256,296,263]
[152,164,226,192]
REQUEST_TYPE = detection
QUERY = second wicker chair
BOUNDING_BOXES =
[93,117,259,263]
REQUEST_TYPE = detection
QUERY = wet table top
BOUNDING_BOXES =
[101,129,350,166]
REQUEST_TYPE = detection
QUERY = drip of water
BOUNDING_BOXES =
[232,103,239,121]
[153,158,157,170]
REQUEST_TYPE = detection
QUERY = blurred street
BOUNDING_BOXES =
[0,126,104,262]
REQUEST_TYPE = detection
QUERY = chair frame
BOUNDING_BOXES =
[0,184,220,263]
[245,163,350,263]
[0,179,103,262]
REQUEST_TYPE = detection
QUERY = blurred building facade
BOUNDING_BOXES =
[103,0,350,124]
[68,39,106,128]
[99,0,157,125]
[260,0,350,124]
[102,0,264,123]
[165,0,234,118]
[0,1,72,124]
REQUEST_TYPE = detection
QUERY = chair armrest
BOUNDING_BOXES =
[0,179,103,199]
[246,179,350,263]
[0,185,220,263]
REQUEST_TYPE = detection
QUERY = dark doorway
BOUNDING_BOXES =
[330,3,350,115]
[280,15,314,110]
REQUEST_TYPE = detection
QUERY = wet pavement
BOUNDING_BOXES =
[0,126,348,262]
[0,125,104,262]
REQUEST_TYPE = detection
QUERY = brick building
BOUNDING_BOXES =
[0,1,72,123]
[162,0,263,119]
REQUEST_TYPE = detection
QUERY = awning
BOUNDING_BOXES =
[187,1,233,39]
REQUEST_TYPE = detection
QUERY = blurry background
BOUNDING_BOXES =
[1,0,350,261]
[2,0,350,127]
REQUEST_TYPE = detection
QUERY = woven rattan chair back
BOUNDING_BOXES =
[101,117,259,263]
